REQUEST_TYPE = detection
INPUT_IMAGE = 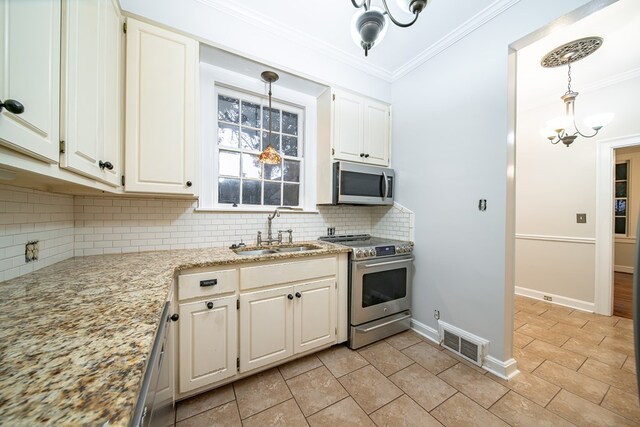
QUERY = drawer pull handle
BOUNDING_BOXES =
[200,279,218,287]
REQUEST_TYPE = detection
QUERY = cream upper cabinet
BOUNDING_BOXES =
[294,279,336,354]
[332,89,390,166]
[60,0,123,186]
[0,0,60,163]
[179,295,237,393]
[124,18,198,194]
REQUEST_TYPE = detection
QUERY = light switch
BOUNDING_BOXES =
[576,213,587,223]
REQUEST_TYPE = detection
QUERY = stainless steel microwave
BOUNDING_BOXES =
[333,161,394,205]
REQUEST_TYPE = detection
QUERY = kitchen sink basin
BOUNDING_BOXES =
[234,244,321,256]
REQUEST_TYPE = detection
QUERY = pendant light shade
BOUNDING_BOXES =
[259,71,282,165]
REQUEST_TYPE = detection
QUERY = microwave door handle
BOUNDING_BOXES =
[382,172,389,200]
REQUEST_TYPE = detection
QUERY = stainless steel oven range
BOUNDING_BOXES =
[319,234,413,349]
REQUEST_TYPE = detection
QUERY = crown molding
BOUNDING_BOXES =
[195,0,394,82]
[391,0,522,81]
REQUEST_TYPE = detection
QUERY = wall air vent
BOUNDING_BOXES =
[438,320,489,366]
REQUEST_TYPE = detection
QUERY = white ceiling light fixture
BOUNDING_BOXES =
[351,0,430,56]
[539,37,614,147]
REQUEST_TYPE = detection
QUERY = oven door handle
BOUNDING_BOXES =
[356,313,412,333]
[359,258,413,269]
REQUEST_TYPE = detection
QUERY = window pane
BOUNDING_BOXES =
[283,183,299,206]
[283,159,300,182]
[242,180,262,205]
[218,123,239,147]
[282,135,298,157]
[240,128,260,151]
[218,178,240,204]
[264,182,281,205]
[616,163,628,181]
[282,111,298,135]
[241,101,260,128]
[615,217,626,234]
[264,162,282,181]
[218,96,239,123]
[262,132,280,152]
[219,151,240,176]
[615,199,627,216]
[262,107,280,132]
[616,182,627,198]
[241,154,261,179]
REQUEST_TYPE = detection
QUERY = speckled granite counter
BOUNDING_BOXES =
[0,241,349,426]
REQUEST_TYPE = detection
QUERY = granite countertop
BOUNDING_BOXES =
[0,241,349,426]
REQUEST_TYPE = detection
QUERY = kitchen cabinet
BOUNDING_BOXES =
[0,0,61,163]
[124,18,198,195]
[332,89,390,167]
[178,296,237,393]
[60,0,123,186]
[239,278,336,373]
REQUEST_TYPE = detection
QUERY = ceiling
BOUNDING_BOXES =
[201,0,501,80]
[517,0,640,110]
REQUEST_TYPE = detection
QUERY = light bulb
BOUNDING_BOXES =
[583,113,614,130]
[547,116,571,133]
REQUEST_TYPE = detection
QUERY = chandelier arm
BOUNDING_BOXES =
[380,0,420,27]
[351,0,367,9]
[571,116,599,139]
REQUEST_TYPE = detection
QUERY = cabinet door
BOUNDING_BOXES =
[60,0,122,186]
[179,296,237,393]
[239,286,293,373]
[363,99,390,166]
[332,90,364,163]
[0,0,60,163]
[294,279,336,354]
[125,18,197,194]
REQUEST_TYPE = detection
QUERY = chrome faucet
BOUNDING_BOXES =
[257,207,300,245]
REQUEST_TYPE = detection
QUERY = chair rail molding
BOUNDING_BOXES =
[515,234,595,244]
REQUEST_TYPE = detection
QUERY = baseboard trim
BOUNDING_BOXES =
[484,356,520,380]
[515,286,594,313]
[411,318,520,380]
[614,265,634,274]
[410,318,440,345]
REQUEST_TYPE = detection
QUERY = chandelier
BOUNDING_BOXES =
[539,37,614,147]
[350,0,430,56]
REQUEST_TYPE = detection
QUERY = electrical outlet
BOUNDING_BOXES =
[576,213,587,223]
[434,309,440,320]
[25,241,39,263]
[543,295,552,301]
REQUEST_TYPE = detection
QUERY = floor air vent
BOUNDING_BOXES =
[438,321,489,366]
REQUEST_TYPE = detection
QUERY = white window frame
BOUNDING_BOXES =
[199,63,317,212]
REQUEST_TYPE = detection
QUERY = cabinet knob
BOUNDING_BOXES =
[170,313,179,321]
[0,99,24,115]
[99,160,114,170]
[287,294,294,300]
[360,153,365,157]
[364,154,370,158]
[295,292,301,298]
[186,181,193,187]
[206,301,214,309]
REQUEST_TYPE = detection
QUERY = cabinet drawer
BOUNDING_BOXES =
[240,256,337,291]
[179,269,237,301]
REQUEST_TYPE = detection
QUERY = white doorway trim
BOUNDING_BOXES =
[595,133,640,315]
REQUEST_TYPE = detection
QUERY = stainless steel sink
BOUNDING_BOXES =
[274,245,320,253]
[234,244,321,256]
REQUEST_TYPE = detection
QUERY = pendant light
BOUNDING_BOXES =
[259,71,282,165]
[539,37,614,147]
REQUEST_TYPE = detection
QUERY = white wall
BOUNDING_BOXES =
[118,0,391,102]
[516,77,640,305]
[0,184,74,282]
[391,0,592,363]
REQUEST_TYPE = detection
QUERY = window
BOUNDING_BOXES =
[614,161,629,235]
[214,87,304,208]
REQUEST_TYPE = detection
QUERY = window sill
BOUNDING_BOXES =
[195,206,320,214]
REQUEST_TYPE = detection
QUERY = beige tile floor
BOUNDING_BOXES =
[171,295,639,426]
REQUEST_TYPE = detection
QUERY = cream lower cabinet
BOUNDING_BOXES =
[239,278,336,373]
[179,295,237,393]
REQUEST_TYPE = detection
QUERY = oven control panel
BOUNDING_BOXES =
[354,244,413,259]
